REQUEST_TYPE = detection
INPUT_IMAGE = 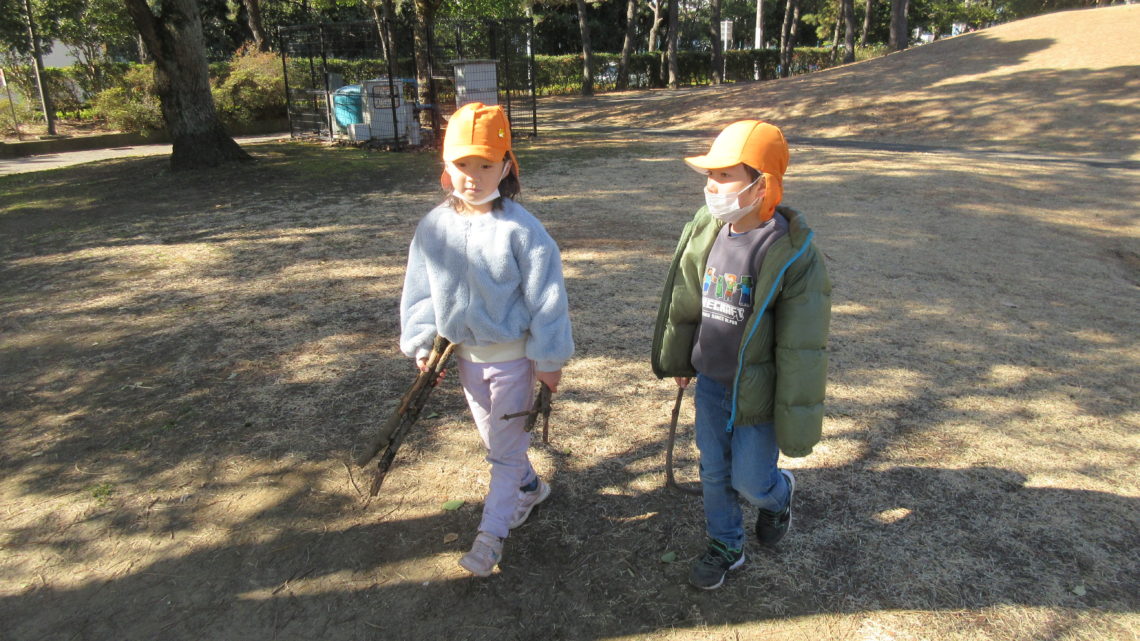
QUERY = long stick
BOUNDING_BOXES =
[666,386,701,495]
[356,336,452,468]
[358,336,455,495]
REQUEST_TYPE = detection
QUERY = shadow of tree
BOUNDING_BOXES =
[2,459,1135,640]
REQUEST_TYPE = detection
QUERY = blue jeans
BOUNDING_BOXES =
[694,375,790,550]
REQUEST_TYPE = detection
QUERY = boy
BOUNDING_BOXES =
[651,120,831,590]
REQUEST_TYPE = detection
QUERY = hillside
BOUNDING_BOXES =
[544,4,1140,160]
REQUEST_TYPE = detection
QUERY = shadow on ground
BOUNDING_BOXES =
[2,137,1137,640]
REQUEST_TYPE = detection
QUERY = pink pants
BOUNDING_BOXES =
[456,357,537,539]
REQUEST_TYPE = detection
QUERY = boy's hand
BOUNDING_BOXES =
[674,377,691,389]
[536,369,561,394]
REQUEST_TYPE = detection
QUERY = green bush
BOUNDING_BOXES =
[55,107,97,121]
[90,64,163,132]
[0,96,39,136]
[0,64,86,116]
[724,49,781,82]
[212,46,287,126]
[855,44,890,61]
[66,61,133,97]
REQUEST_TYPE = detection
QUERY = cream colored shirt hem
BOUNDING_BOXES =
[455,337,528,364]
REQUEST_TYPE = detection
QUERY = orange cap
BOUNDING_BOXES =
[685,120,789,221]
[440,102,519,189]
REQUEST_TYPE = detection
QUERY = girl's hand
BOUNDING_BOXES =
[674,377,691,389]
[416,357,446,383]
[536,369,562,394]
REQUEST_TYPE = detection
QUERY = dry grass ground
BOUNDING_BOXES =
[2,6,1138,641]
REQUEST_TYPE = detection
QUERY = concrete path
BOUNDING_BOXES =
[0,133,290,176]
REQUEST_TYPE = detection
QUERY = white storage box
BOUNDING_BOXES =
[348,123,371,141]
[361,77,415,142]
[453,60,498,107]
[368,103,415,141]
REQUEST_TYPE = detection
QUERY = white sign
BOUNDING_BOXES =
[720,20,734,50]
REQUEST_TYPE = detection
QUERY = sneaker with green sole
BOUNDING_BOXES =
[688,539,745,590]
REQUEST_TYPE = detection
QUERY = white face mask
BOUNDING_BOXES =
[704,175,762,224]
[451,187,501,205]
[447,160,511,206]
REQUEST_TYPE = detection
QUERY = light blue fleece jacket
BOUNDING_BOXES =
[399,198,574,372]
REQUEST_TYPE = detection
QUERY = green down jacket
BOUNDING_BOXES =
[651,205,832,457]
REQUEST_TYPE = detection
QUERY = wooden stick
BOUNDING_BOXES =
[666,386,701,495]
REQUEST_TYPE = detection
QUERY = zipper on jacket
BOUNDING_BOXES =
[726,230,814,432]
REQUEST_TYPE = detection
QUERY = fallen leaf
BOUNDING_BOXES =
[424,411,439,419]
[660,551,677,563]
[443,532,459,544]
[442,499,464,511]
[1072,585,1087,596]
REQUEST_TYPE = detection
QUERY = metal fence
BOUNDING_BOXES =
[429,18,537,139]
[278,17,537,149]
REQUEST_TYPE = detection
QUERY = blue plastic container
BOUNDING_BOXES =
[332,85,364,132]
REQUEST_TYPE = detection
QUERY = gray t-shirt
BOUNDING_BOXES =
[691,213,788,386]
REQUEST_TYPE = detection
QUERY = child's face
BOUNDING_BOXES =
[446,155,507,202]
[704,163,764,200]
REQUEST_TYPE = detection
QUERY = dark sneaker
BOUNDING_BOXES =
[756,469,796,547]
[688,539,745,590]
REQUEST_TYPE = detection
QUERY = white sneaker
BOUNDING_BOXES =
[458,531,503,577]
[509,478,551,529]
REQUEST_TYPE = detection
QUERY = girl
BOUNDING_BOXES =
[399,102,574,577]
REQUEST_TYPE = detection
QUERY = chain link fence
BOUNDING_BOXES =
[279,17,536,149]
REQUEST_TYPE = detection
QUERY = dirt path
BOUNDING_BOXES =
[1,7,1137,641]
[0,134,289,176]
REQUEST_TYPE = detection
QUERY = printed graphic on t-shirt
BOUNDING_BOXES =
[702,267,755,325]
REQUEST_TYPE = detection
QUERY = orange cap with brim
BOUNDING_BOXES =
[440,102,519,190]
[684,120,789,221]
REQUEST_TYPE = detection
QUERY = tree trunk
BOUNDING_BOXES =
[666,0,679,88]
[23,0,55,135]
[574,0,594,96]
[779,0,796,77]
[370,0,398,67]
[369,4,388,62]
[136,34,150,62]
[710,0,723,84]
[754,0,764,49]
[648,0,663,52]
[412,0,437,128]
[617,0,637,90]
[123,0,250,170]
[860,0,872,46]
[889,0,908,51]
[242,0,268,52]
[790,2,801,63]
[842,0,855,63]
[830,12,840,63]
